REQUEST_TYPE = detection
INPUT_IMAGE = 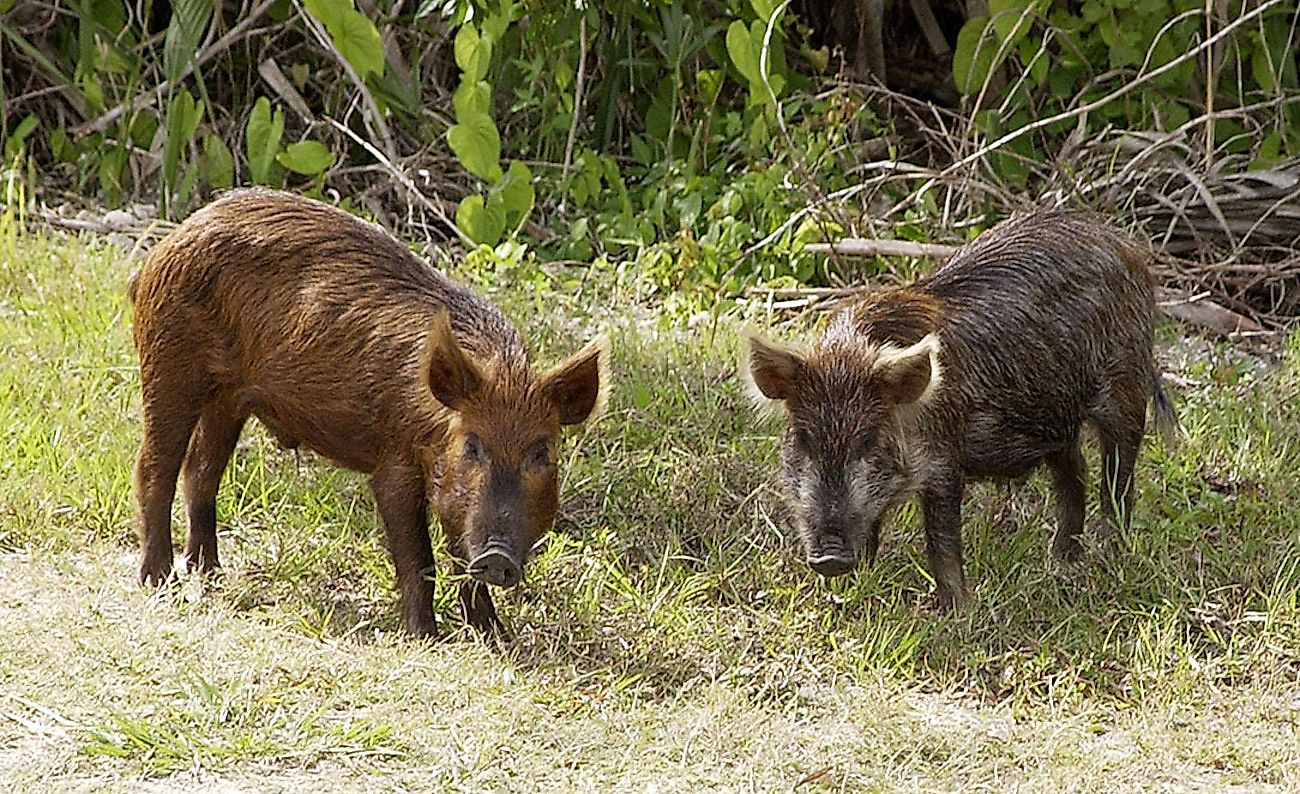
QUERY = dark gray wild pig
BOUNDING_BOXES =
[131,188,609,636]
[745,211,1178,607]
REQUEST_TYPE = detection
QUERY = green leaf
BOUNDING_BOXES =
[447,113,502,182]
[277,140,335,176]
[953,16,997,96]
[988,0,1042,47]
[202,134,234,189]
[452,80,492,121]
[303,0,384,79]
[749,0,779,21]
[496,160,534,218]
[98,147,127,206]
[455,194,505,245]
[454,24,492,83]
[480,4,513,43]
[163,90,203,214]
[3,114,38,161]
[246,97,285,185]
[726,21,759,84]
[163,0,213,84]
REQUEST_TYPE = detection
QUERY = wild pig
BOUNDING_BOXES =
[130,188,608,636]
[745,211,1177,607]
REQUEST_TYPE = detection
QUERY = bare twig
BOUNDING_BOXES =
[559,12,589,214]
[294,0,396,162]
[326,117,474,248]
[72,0,280,135]
[804,239,959,259]
[258,58,314,123]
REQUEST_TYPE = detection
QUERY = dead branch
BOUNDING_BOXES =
[804,239,959,259]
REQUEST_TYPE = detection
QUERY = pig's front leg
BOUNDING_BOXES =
[920,466,966,609]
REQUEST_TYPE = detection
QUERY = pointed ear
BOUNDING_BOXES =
[541,336,609,425]
[874,334,942,405]
[744,333,803,402]
[423,311,484,410]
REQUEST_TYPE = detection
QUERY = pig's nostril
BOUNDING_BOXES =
[808,553,855,578]
[468,547,523,588]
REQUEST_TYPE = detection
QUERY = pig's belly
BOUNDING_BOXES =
[957,411,1076,479]
[249,396,381,474]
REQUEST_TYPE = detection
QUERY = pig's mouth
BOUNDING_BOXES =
[467,540,524,588]
[806,533,856,578]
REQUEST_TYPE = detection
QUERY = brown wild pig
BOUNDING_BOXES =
[130,188,608,636]
[745,211,1177,608]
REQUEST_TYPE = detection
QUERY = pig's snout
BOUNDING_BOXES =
[806,532,856,578]
[808,553,855,578]
[468,542,523,588]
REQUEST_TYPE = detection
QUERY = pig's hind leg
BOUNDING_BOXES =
[136,372,205,586]
[1095,384,1147,531]
[181,397,248,574]
[1047,440,1087,561]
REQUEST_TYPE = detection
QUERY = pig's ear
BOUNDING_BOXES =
[744,333,803,402]
[541,336,610,425]
[424,311,484,410]
[875,333,942,405]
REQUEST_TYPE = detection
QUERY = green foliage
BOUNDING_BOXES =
[245,97,285,186]
[277,140,336,177]
[303,0,385,79]
[162,90,205,215]
[952,0,1300,175]
[445,2,538,246]
[163,0,213,84]
[2,0,1297,297]
[725,0,790,108]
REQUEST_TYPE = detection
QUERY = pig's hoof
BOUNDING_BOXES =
[930,586,967,613]
[139,561,176,588]
[1051,534,1085,563]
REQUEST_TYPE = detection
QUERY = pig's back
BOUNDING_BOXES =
[918,211,1155,471]
[131,189,524,469]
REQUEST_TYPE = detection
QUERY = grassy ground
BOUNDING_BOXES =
[1,225,1298,792]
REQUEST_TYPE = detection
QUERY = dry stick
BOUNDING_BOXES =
[258,58,314,123]
[73,0,280,135]
[909,0,951,57]
[741,161,939,257]
[900,0,1286,212]
[294,0,396,163]
[558,13,589,215]
[326,117,475,248]
[803,239,959,259]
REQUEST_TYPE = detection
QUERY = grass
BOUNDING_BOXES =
[1,226,1299,791]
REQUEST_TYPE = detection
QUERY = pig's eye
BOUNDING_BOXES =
[854,434,875,459]
[523,439,554,470]
[463,434,487,464]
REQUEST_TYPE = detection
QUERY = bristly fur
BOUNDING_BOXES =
[129,187,609,638]
[740,209,1171,612]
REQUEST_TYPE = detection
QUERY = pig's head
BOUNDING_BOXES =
[745,330,942,578]
[423,312,608,589]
